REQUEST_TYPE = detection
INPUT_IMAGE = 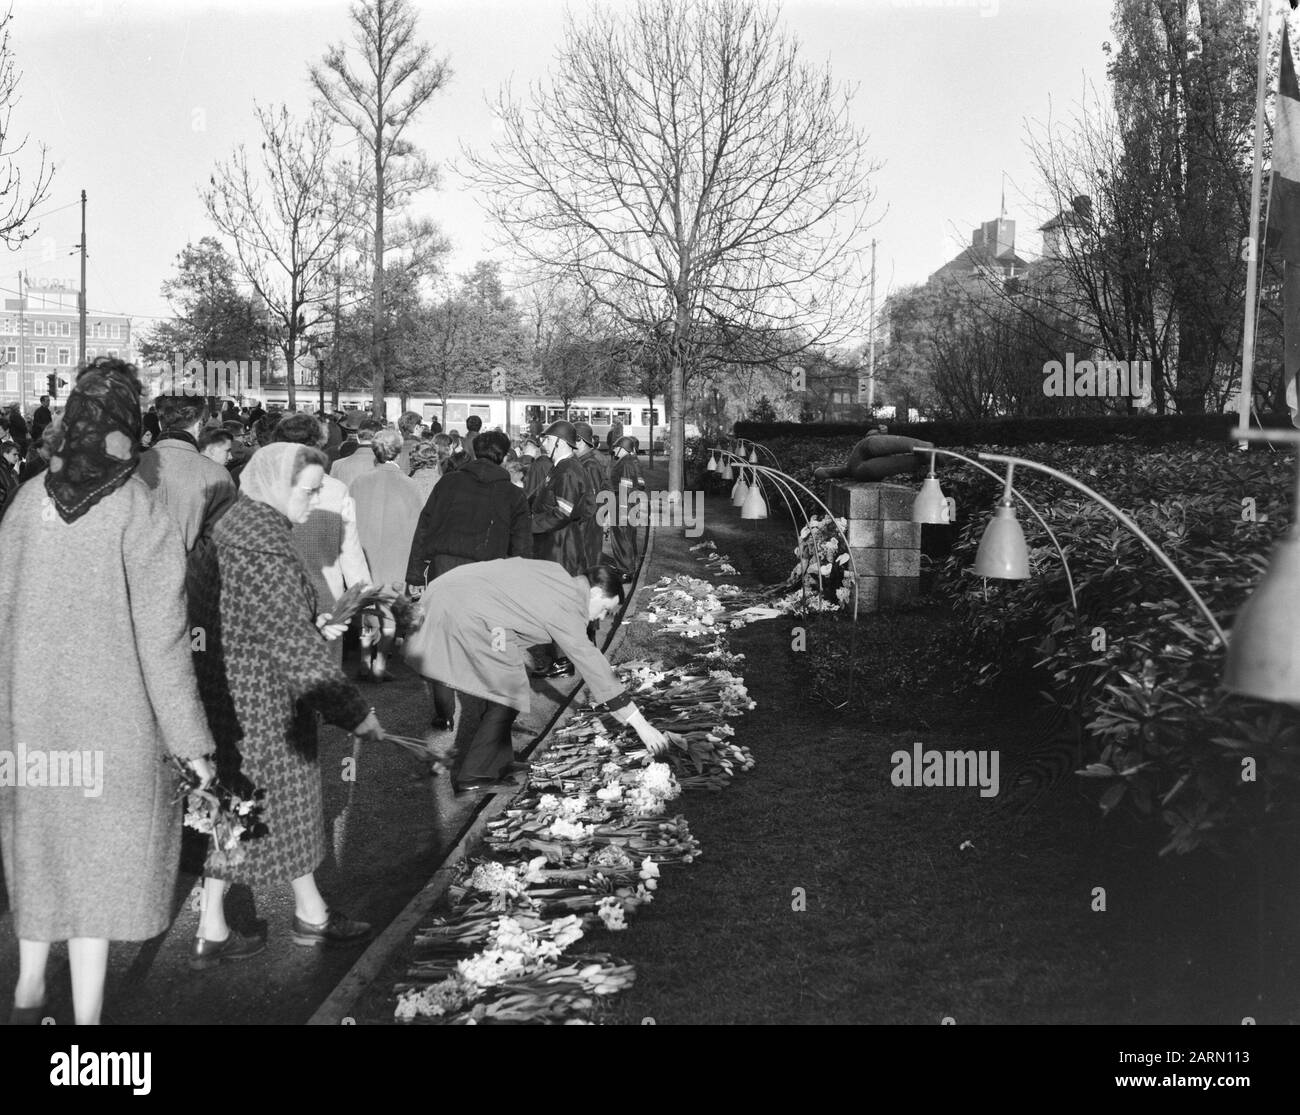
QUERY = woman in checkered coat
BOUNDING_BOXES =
[187,443,385,967]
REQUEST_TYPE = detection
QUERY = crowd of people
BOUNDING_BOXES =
[0,358,665,1025]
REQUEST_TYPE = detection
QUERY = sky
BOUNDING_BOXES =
[2,0,1117,338]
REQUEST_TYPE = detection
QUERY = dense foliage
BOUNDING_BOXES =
[696,432,1300,857]
[933,441,1298,856]
[733,413,1297,447]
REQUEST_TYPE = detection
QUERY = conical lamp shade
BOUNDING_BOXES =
[741,480,768,519]
[1223,534,1300,705]
[707,453,718,472]
[731,475,749,506]
[973,503,1030,579]
[748,447,759,463]
[912,477,950,524]
[721,461,734,480]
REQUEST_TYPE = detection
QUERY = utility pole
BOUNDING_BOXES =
[78,190,87,373]
[867,237,877,412]
[17,271,25,415]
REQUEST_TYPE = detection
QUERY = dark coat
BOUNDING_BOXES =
[578,450,610,567]
[405,457,531,585]
[188,495,370,887]
[524,454,552,508]
[31,404,52,440]
[18,451,47,483]
[7,409,28,451]
[0,461,18,523]
[531,455,593,576]
[608,452,645,574]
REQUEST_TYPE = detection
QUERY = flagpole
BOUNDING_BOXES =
[1237,0,1273,439]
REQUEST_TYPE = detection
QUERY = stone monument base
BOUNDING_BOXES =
[826,481,921,613]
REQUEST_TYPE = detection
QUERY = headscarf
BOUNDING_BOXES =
[240,442,308,520]
[43,361,143,524]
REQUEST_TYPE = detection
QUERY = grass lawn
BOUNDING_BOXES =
[600,479,1299,1025]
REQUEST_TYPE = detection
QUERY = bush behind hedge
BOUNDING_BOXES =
[932,441,1300,857]
[734,412,1297,448]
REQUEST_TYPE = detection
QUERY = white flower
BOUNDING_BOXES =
[596,896,628,931]
[537,794,561,815]
[548,817,592,841]
[596,783,624,803]
[558,794,589,819]
[639,857,660,881]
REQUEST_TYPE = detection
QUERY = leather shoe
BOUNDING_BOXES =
[430,717,454,731]
[533,658,574,679]
[291,910,371,948]
[8,1001,47,1025]
[453,777,503,794]
[189,929,267,971]
[500,761,531,776]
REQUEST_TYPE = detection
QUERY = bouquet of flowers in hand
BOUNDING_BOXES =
[169,757,267,870]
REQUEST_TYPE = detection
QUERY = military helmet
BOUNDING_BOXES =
[572,421,598,447]
[614,435,638,455]
[540,419,578,447]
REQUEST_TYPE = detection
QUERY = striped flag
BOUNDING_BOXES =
[1270,23,1300,426]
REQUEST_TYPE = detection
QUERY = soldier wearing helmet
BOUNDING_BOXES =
[571,421,610,568]
[608,436,644,581]
[530,419,596,677]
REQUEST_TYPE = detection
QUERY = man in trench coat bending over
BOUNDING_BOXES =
[405,558,669,792]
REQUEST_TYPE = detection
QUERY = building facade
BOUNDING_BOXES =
[0,279,132,413]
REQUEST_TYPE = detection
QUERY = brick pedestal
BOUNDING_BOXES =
[826,482,920,613]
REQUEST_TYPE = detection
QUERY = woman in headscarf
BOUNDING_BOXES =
[0,358,217,1025]
[188,442,385,965]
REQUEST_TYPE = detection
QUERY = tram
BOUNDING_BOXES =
[253,392,676,449]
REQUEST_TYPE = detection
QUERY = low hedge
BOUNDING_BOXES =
[733,413,1297,447]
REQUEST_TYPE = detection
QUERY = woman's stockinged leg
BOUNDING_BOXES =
[68,937,109,1025]
[14,939,50,1009]
[291,873,328,925]
[197,877,230,941]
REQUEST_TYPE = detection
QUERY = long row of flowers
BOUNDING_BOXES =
[392,549,761,1024]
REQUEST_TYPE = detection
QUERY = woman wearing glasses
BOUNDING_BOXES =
[187,442,385,967]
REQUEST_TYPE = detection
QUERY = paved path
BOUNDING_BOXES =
[0,498,654,1025]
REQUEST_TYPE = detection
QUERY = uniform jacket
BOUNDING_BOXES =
[578,450,610,567]
[531,455,593,575]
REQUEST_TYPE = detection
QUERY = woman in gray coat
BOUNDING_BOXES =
[0,359,217,1025]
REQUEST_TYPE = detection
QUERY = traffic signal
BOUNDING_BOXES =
[47,373,57,397]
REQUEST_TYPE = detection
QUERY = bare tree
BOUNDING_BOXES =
[0,8,51,249]
[466,0,878,495]
[203,105,357,409]
[311,0,451,420]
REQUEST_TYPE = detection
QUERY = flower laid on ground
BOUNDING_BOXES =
[394,531,765,1024]
[548,817,594,842]
[596,896,628,931]
[465,857,549,910]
